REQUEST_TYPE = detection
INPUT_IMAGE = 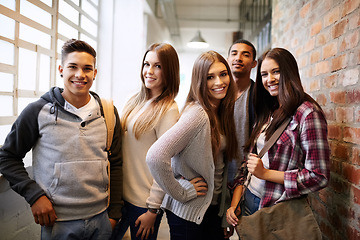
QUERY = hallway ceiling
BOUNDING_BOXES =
[160,0,243,53]
[175,0,243,29]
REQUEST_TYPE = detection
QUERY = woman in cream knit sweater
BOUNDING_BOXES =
[112,43,180,240]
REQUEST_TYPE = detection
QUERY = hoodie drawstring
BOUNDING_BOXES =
[50,102,59,124]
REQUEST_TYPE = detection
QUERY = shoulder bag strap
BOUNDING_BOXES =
[101,98,115,152]
[100,98,115,207]
[236,117,292,213]
[257,117,292,159]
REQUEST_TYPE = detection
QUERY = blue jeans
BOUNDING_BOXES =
[165,210,202,240]
[41,210,112,240]
[200,205,229,240]
[111,201,163,240]
[242,188,260,216]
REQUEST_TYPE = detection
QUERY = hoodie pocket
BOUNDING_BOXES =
[48,160,109,204]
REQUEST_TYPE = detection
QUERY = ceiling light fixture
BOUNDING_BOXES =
[187,30,209,49]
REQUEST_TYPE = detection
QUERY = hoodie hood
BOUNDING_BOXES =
[40,87,65,124]
[40,87,102,124]
[41,87,65,106]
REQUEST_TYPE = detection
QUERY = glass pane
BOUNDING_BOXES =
[0,96,13,116]
[81,15,97,35]
[82,0,98,21]
[39,54,51,92]
[58,20,78,39]
[0,14,15,39]
[19,23,51,49]
[18,97,35,114]
[40,0,52,7]
[0,0,15,10]
[20,0,52,29]
[0,125,12,146]
[0,72,14,92]
[18,48,36,90]
[0,40,14,65]
[80,33,97,50]
[59,0,79,25]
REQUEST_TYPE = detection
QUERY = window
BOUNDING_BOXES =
[239,0,272,54]
[0,0,99,158]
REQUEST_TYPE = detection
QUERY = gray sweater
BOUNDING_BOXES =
[146,103,214,224]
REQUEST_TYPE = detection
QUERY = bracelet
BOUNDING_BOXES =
[147,208,162,215]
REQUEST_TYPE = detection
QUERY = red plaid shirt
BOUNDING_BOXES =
[232,101,330,208]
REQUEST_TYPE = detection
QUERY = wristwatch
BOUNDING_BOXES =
[147,207,162,215]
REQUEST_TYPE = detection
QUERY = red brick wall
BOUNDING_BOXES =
[272,0,360,239]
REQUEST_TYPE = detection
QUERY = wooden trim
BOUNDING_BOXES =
[17,89,45,98]
[0,5,54,35]
[0,64,16,74]
[58,14,97,40]
[64,0,97,25]
[26,0,56,15]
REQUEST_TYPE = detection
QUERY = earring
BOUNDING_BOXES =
[60,74,63,77]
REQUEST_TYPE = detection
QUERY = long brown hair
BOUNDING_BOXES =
[245,48,323,151]
[185,51,238,161]
[121,43,180,138]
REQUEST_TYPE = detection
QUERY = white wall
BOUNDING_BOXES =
[97,0,178,113]
[97,0,146,112]
[96,0,115,99]
[175,52,197,109]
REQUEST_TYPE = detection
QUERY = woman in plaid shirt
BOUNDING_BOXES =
[226,48,330,226]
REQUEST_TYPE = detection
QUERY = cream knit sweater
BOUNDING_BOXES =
[122,101,179,209]
[146,103,215,224]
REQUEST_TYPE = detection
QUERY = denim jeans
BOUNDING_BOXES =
[199,204,229,240]
[41,210,112,240]
[242,188,260,216]
[166,205,229,240]
[111,201,163,240]
[165,210,202,240]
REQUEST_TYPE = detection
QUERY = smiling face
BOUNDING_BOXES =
[227,43,257,78]
[261,57,280,97]
[142,50,164,98]
[207,61,230,107]
[59,51,97,107]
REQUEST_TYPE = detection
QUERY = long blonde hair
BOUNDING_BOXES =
[121,43,180,139]
[185,51,238,161]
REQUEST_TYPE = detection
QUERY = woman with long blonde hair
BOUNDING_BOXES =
[112,43,180,240]
[146,51,237,239]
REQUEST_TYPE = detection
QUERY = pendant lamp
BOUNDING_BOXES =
[187,30,209,49]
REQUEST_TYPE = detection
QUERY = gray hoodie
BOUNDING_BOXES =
[0,87,123,221]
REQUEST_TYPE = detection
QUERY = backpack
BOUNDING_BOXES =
[100,98,115,207]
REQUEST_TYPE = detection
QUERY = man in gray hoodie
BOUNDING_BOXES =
[0,39,123,239]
